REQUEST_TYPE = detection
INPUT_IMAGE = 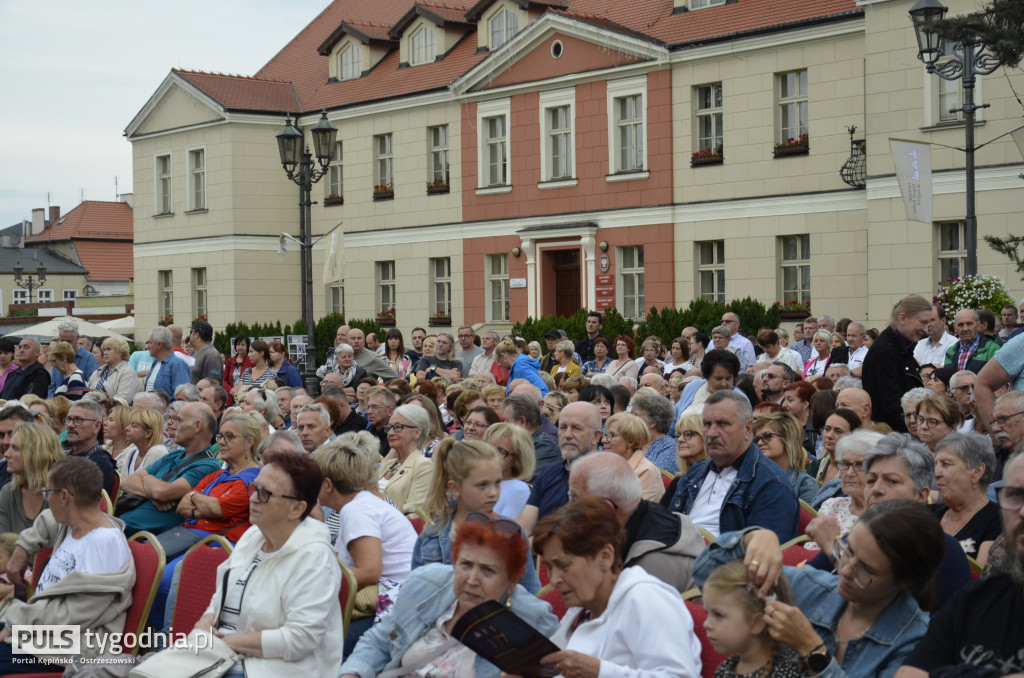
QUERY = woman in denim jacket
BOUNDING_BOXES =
[341,514,558,678]
[693,500,944,678]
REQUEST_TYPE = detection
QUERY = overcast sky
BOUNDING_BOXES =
[0,0,332,228]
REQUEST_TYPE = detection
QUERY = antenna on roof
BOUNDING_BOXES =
[80,188,84,204]
[115,176,119,200]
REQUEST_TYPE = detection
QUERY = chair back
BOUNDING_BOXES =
[338,557,358,637]
[111,471,122,503]
[408,516,425,535]
[798,499,817,535]
[781,542,817,567]
[124,532,166,654]
[684,599,729,678]
[536,584,567,620]
[967,555,982,580]
[99,489,114,515]
[537,557,549,587]
[26,547,53,599]
[170,535,233,632]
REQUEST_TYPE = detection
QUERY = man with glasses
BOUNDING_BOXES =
[117,402,221,536]
[454,325,483,378]
[898,452,1024,677]
[364,387,397,456]
[948,370,977,432]
[760,362,796,406]
[720,312,756,373]
[63,401,116,495]
[986,391,1024,482]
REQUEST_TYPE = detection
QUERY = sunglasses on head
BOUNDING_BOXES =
[465,511,521,539]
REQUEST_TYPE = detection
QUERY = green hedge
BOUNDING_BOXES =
[511,307,635,345]
[214,314,384,365]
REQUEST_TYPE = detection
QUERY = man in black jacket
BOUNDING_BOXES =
[0,338,49,400]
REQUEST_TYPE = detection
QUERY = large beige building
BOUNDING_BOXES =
[125,0,1024,336]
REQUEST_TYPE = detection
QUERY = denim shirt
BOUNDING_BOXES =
[411,515,543,594]
[694,529,931,678]
[340,563,558,678]
[669,443,800,542]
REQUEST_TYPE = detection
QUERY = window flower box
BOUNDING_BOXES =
[426,180,450,195]
[324,194,343,206]
[774,300,811,320]
[774,134,809,158]
[159,314,174,326]
[691,147,723,167]
[373,184,394,201]
[429,311,452,327]
[377,308,396,327]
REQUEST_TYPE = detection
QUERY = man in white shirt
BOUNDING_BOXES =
[469,330,499,378]
[720,312,756,372]
[756,329,802,373]
[846,321,869,377]
[914,304,957,367]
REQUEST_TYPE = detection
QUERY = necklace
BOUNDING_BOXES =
[942,496,987,534]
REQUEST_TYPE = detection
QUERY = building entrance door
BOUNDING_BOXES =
[553,249,580,317]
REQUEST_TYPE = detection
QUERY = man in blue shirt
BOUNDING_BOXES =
[144,326,191,396]
[48,320,98,398]
[117,402,222,536]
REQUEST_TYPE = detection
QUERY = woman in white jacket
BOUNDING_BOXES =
[533,496,702,678]
[194,439,342,678]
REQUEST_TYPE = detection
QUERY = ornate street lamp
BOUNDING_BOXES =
[276,110,338,395]
[909,0,1004,276]
[12,261,47,304]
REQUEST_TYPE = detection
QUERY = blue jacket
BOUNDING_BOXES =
[48,346,98,398]
[507,353,549,396]
[411,514,543,593]
[669,442,799,542]
[276,361,303,389]
[146,352,192,396]
[694,529,930,678]
[340,563,559,678]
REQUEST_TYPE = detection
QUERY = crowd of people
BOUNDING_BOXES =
[0,302,1021,677]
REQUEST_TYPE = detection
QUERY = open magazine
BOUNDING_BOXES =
[451,599,562,677]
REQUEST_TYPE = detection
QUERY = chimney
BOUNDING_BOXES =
[49,206,60,223]
[119,193,134,209]
[31,208,44,236]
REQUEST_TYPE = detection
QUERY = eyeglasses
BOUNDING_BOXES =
[463,420,488,430]
[677,430,700,442]
[952,384,974,393]
[566,491,620,510]
[915,415,943,428]
[720,318,738,324]
[753,432,779,445]
[602,431,620,441]
[997,486,1024,512]
[40,487,69,500]
[835,459,865,473]
[215,432,240,444]
[903,411,918,421]
[384,423,418,434]
[366,404,392,412]
[465,512,521,539]
[832,537,875,589]
[63,416,99,427]
[990,410,1024,428]
[249,482,300,504]
[494,446,513,459]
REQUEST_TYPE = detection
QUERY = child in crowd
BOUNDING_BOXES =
[703,559,804,678]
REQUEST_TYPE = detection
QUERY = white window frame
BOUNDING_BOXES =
[187,146,206,211]
[539,88,576,186]
[489,6,519,49]
[326,141,343,199]
[37,289,54,304]
[339,43,362,81]
[777,70,808,144]
[154,152,172,215]
[191,267,208,319]
[62,289,77,303]
[606,75,648,181]
[695,83,723,153]
[923,68,983,127]
[696,241,725,303]
[429,125,449,184]
[431,257,452,315]
[12,290,28,305]
[780,235,811,304]
[487,253,510,322]
[690,0,726,7]
[375,134,393,189]
[377,261,396,314]
[159,270,173,319]
[617,245,646,321]
[937,221,967,283]
[329,284,345,315]
[476,98,512,194]
[410,25,436,66]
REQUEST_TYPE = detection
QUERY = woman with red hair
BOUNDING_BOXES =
[267,341,303,389]
[605,335,639,380]
[782,380,820,457]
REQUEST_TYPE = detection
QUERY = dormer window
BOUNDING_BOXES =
[339,44,361,80]
[690,0,726,7]
[490,8,519,49]
[410,26,436,66]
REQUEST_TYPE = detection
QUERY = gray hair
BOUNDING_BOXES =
[246,388,280,424]
[174,383,201,402]
[168,400,188,415]
[848,321,866,336]
[775,328,789,341]
[150,326,172,349]
[335,342,354,356]
[393,403,431,448]
[711,325,731,338]
[69,399,104,420]
[949,369,975,390]
[834,429,884,462]
[575,452,643,510]
[833,376,863,390]
[864,432,935,493]
[590,374,618,389]
[995,390,1024,412]
[900,387,934,410]
[57,320,79,337]
[298,402,331,428]
[705,389,752,423]
[619,376,638,391]
[934,432,997,489]
[629,394,674,434]
[501,394,542,429]
[258,430,303,459]
[438,332,455,344]
[458,325,475,335]
[827,364,851,378]
[484,330,500,342]
[817,315,835,326]
[133,392,163,410]
[771,362,797,382]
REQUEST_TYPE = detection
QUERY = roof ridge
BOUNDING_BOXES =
[173,68,293,84]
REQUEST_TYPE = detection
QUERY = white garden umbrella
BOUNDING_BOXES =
[5,315,130,343]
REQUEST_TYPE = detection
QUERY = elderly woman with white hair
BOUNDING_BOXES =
[378,404,434,515]
[802,329,833,379]
[805,429,884,551]
[87,335,140,401]
[241,387,283,430]
[900,387,934,440]
[932,432,1001,564]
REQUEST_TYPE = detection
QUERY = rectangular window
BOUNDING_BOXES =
[37,289,53,304]
[488,253,510,322]
[696,83,723,152]
[616,95,644,171]
[619,245,645,320]
[410,26,436,66]
[155,153,172,214]
[548,106,573,179]
[691,0,726,6]
[490,8,519,48]
[429,126,449,184]
[188,148,206,210]
[12,290,28,305]
[697,241,725,303]
[431,257,452,315]
[377,261,396,314]
[340,44,361,80]
[326,141,343,199]
[375,134,393,189]
[485,115,507,186]
[938,221,967,282]
[62,289,77,302]
[330,284,345,315]
[191,267,207,319]
[778,70,809,143]
[159,270,173,320]
[780,235,811,304]
[476,99,511,191]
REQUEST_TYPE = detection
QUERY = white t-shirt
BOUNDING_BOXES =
[35,521,131,593]
[805,358,829,378]
[686,466,738,538]
[848,345,869,371]
[334,491,417,583]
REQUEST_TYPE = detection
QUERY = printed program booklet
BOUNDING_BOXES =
[451,599,562,677]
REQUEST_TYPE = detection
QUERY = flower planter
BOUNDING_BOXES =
[691,154,723,167]
[428,317,452,327]
[779,310,811,321]
[426,184,450,195]
[373,191,394,201]
[324,196,343,206]
[377,318,396,327]
[773,144,809,158]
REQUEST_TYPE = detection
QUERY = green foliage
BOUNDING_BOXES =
[934,274,1015,318]
[214,314,385,366]
[985,233,1024,281]
[928,0,1024,68]
[8,308,38,318]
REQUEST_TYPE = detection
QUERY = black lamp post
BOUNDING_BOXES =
[909,0,1004,276]
[276,109,338,396]
[12,261,47,304]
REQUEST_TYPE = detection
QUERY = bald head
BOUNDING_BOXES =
[569,452,643,519]
[639,372,666,395]
[558,401,603,461]
[835,387,872,427]
[512,382,543,406]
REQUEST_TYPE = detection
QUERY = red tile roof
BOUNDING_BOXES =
[173,70,300,113]
[27,201,132,242]
[74,241,134,282]
[390,3,476,39]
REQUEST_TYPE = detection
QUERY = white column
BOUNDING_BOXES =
[581,235,596,311]
[522,238,536,318]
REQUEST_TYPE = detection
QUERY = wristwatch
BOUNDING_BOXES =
[804,644,831,674]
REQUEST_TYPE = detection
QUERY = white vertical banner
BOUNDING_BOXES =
[889,138,933,223]
[321,222,344,284]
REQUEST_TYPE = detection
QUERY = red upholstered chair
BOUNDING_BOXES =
[338,557,358,637]
[123,532,166,654]
[170,535,233,633]
[684,599,729,678]
[780,535,817,567]
[537,557,550,587]
[99,489,113,515]
[26,547,53,599]
[111,471,122,503]
[408,515,425,535]
[660,468,675,489]
[798,499,818,536]
[536,584,567,620]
